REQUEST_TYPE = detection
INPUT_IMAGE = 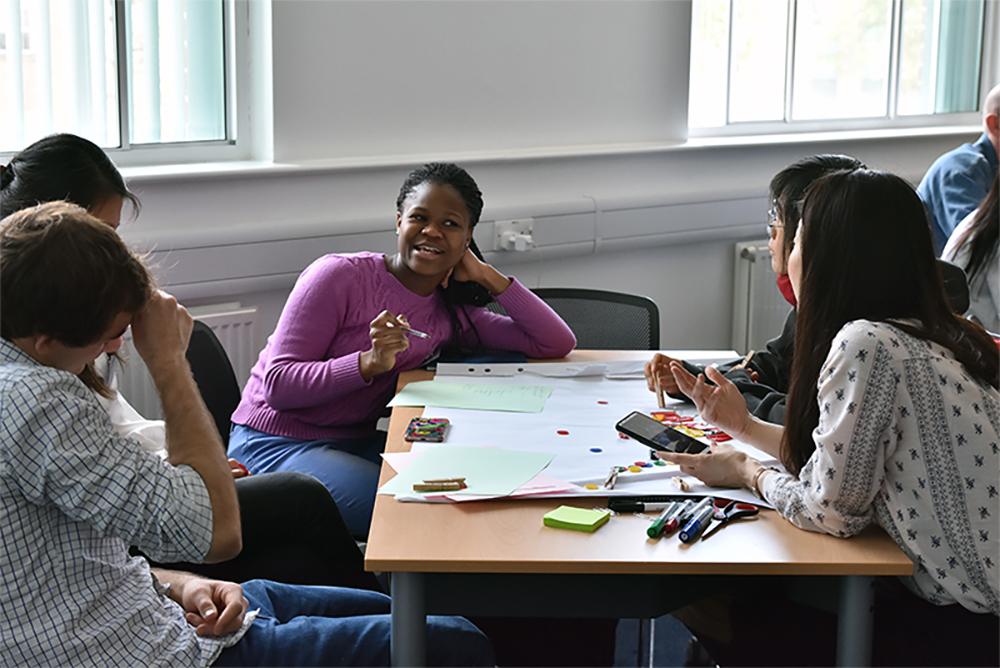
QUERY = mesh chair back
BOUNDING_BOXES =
[532,288,660,350]
[185,320,242,448]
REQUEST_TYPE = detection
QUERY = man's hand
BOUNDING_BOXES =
[176,575,248,638]
[131,290,193,375]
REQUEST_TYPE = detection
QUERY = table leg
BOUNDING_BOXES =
[836,575,874,667]
[391,572,426,667]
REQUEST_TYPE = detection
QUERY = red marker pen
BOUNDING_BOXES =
[661,499,693,534]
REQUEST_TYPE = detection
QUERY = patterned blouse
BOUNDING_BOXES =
[761,320,999,614]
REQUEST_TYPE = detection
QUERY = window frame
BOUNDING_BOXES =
[0,0,257,166]
[688,0,1000,139]
[107,0,256,167]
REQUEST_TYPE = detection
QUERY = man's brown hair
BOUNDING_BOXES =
[1,201,151,349]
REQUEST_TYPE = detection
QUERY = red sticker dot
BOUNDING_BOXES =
[597,400,608,405]
[557,429,570,436]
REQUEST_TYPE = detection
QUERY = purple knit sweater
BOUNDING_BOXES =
[231,252,576,441]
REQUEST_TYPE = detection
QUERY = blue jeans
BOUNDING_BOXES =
[229,425,385,538]
[214,580,493,666]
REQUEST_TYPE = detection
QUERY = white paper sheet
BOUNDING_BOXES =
[413,374,781,504]
[435,351,740,380]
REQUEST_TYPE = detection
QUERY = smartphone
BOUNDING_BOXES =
[615,411,709,454]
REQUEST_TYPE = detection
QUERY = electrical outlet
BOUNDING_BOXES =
[495,218,534,252]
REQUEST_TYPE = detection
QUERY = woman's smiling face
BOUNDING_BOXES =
[395,181,472,277]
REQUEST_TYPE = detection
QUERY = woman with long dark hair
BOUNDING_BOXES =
[943,178,999,332]
[644,154,866,425]
[661,169,999,666]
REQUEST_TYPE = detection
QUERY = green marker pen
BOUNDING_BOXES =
[647,500,691,539]
[647,501,685,538]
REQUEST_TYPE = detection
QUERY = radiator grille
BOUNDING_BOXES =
[731,242,792,354]
[116,306,258,419]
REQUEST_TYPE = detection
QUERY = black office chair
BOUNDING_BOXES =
[937,259,970,315]
[531,288,660,350]
[185,320,242,449]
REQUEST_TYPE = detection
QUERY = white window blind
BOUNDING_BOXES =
[0,0,228,154]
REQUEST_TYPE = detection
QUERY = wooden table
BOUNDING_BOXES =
[365,351,912,666]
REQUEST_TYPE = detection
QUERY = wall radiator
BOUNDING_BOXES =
[730,242,792,355]
[116,305,258,420]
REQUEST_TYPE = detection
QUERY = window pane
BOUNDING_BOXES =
[688,0,729,128]
[128,0,225,145]
[0,0,118,153]
[897,0,938,116]
[791,0,893,120]
[728,0,787,123]
[898,0,983,116]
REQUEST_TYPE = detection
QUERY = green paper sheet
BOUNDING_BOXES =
[378,446,553,497]
[388,380,553,413]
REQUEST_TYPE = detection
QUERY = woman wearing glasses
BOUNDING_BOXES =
[644,154,865,424]
[661,169,999,667]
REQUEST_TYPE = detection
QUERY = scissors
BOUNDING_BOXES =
[701,499,760,540]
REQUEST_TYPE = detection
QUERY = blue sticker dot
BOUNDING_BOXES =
[589,447,603,453]
[640,462,653,468]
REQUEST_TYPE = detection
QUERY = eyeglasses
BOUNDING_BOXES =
[766,203,783,238]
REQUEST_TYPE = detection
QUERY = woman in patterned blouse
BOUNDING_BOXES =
[662,169,999,666]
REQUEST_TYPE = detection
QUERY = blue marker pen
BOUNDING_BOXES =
[678,503,715,543]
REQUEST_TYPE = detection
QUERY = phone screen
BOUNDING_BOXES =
[615,412,709,454]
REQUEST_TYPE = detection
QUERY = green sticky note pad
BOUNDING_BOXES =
[543,506,612,533]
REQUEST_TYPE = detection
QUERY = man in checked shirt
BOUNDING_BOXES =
[0,201,491,667]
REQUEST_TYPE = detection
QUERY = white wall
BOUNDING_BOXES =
[118,0,987,364]
[270,1,690,161]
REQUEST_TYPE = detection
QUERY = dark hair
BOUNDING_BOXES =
[950,179,998,283]
[396,162,484,227]
[0,133,139,219]
[1,202,151,380]
[781,170,999,474]
[769,154,866,263]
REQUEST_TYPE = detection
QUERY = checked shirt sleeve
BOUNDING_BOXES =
[762,321,897,536]
[1,375,213,562]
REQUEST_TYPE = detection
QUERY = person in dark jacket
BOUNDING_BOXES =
[645,154,865,424]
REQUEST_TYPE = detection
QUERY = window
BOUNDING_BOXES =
[688,0,991,134]
[0,0,232,157]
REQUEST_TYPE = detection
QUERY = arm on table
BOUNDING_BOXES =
[463,278,577,358]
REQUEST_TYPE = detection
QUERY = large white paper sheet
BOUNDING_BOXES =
[417,373,782,502]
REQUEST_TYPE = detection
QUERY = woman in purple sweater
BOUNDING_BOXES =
[229,163,576,537]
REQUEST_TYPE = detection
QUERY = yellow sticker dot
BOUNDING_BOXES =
[584,483,599,490]
[628,465,642,473]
